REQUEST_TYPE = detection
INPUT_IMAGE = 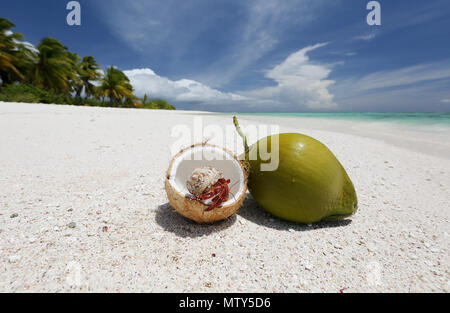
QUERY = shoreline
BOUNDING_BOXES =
[229,113,450,160]
[3,101,448,161]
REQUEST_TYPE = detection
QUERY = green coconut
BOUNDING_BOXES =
[234,117,357,223]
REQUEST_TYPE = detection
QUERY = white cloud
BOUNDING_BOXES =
[441,99,450,103]
[331,61,450,111]
[240,43,337,109]
[336,61,450,94]
[195,0,302,87]
[20,41,38,54]
[4,30,38,54]
[354,33,376,41]
[124,43,337,110]
[98,0,331,88]
[124,68,248,104]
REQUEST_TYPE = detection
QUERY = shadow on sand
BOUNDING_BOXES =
[237,194,352,232]
[155,202,237,238]
[156,194,352,237]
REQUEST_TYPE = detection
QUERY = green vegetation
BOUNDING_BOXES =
[137,94,176,110]
[0,17,175,110]
[98,66,134,107]
[0,83,66,104]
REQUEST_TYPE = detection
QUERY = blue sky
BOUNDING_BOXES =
[3,0,450,112]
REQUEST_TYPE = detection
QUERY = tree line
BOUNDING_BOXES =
[0,18,175,110]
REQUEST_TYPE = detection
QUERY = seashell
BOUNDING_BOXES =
[186,166,222,196]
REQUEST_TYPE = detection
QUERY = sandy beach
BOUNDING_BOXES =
[0,102,448,292]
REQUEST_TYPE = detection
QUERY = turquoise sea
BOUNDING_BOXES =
[225,112,450,157]
[228,112,450,127]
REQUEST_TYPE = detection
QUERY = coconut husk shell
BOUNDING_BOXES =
[165,143,248,223]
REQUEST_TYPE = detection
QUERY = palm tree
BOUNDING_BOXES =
[30,37,74,95]
[142,93,149,104]
[12,42,38,84]
[0,18,28,84]
[79,56,101,101]
[92,85,105,105]
[67,51,83,100]
[99,67,133,107]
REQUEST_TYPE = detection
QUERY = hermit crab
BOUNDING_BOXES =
[165,143,248,223]
[185,166,233,211]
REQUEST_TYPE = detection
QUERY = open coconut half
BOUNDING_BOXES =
[165,143,248,223]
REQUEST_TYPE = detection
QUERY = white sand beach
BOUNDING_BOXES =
[0,102,449,292]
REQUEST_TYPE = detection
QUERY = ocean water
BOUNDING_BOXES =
[227,112,450,132]
[225,112,450,158]
[229,112,450,127]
